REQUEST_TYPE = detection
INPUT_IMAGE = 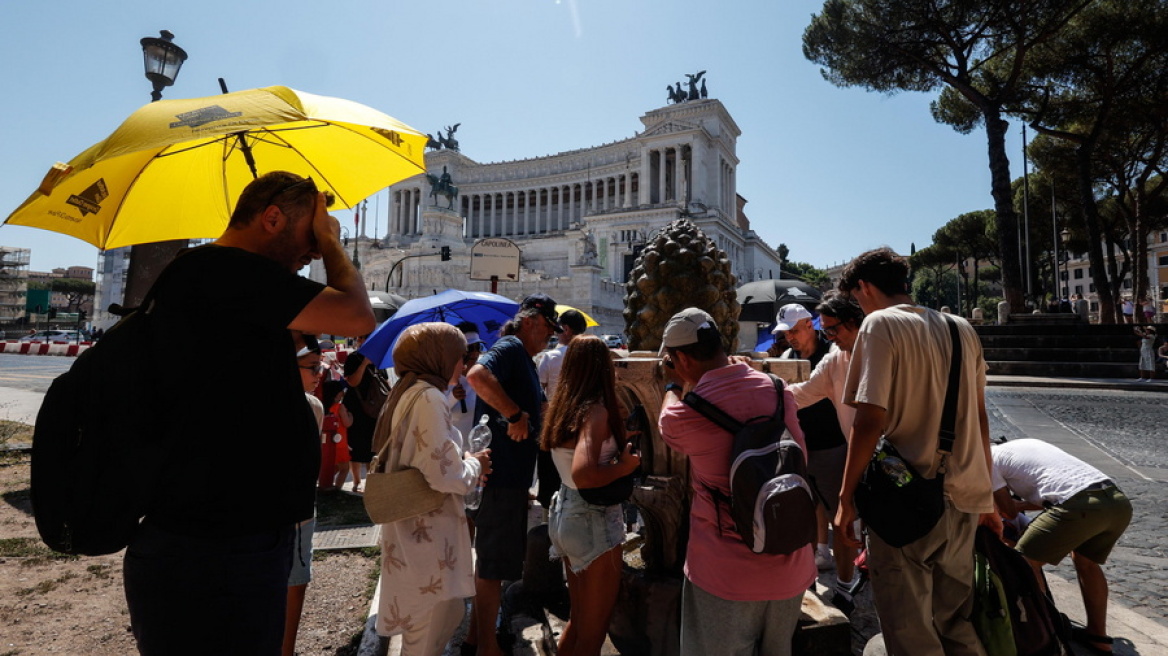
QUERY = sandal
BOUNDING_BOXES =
[1071,626,1114,654]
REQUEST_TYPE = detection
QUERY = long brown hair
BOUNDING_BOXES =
[540,335,625,451]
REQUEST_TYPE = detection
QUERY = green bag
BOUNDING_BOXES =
[972,551,1017,656]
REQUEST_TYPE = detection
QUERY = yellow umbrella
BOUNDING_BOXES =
[4,86,427,250]
[556,304,599,327]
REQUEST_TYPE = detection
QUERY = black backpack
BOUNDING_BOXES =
[31,276,172,556]
[682,374,817,555]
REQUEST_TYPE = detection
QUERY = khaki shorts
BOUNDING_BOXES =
[1017,486,1132,565]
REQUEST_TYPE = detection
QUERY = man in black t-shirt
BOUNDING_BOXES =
[465,293,560,656]
[123,172,374,656]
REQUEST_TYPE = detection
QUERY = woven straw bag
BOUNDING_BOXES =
[363,389,446,524]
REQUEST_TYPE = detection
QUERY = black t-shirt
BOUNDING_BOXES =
[784,338,847,451]
[147,245,325,536]
[341,352,380,451]
[473,336,544,489]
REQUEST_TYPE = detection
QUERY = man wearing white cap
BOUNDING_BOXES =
[774,302,855,605]
[658,308,815,656]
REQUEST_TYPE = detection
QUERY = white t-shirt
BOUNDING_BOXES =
[991,439,1109,507]
[538,344,568,399]
[789,344,855,438]
[445,374,479,439]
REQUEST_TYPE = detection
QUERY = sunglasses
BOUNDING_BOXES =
[820,321,842,338]
[299,363,325,374]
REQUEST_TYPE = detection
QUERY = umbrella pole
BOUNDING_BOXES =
[218,78,258,179]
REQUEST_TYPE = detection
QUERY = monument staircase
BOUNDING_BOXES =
[976,315,1163,378]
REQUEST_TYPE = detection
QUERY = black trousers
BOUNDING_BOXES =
[124,522,294,655]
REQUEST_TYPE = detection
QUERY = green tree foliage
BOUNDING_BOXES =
[50,278,96,313]
[783,261,831,289]
[803,0,1091,315]
[1009,0,1168,321]
[932,210,998,314]
[909,245,958,310]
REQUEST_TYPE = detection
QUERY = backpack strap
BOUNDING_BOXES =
[682,373,785,434]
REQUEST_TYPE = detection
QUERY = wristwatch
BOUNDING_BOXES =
[664,382,683,394]
[506,410,525,424]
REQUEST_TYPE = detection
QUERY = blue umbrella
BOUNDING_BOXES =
[358,289,520,368]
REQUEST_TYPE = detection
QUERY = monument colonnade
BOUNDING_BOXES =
[385,140,717,241]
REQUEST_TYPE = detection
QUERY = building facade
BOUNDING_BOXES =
[319,98,784,337]
[0,246,30,325]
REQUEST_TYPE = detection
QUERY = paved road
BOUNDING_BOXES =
[0,354,70,424]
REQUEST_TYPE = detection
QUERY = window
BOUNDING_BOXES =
[1089,283,1096,292]
[1159,254,1168,266]
[1074,285,1083,295]
[1123,279,1132,289]
[1090,302,1099,312]
[1073,268,1084,279]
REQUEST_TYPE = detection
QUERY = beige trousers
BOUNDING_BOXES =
[867,502,986,656]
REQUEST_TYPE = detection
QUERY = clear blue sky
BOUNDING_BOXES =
[0,0,1028,274]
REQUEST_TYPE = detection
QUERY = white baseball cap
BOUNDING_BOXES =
[772,304,814,333]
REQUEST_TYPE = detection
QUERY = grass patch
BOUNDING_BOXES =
[16,571,75,597]
[0,537,78,563]
[0,419,33,445]
[86,563,113,579]
[315,490,372,527]
[0,420,33,463]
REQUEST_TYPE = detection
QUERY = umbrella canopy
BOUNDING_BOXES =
[555,304,599,327]
[358,289,521,369]
[4,86,427,250]
[736,279,824,323]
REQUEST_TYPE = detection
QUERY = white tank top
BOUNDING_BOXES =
[551,437,619,489]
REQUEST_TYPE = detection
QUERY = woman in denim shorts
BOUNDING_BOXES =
[540,336,641,656]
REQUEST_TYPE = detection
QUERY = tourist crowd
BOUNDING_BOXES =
[117,172,1130,656]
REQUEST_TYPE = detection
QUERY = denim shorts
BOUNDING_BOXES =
[548,485,624,573]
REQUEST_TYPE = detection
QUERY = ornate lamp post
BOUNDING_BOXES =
[140,31,188,102]
[123,31,189,309]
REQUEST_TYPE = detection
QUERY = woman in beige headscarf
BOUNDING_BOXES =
[373,323,491,655]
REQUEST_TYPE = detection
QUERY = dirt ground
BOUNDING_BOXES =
[0,449,378,656]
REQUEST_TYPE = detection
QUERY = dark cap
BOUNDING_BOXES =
[521,293,562,333]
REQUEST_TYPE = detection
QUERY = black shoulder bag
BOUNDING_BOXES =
[854,314,963,548]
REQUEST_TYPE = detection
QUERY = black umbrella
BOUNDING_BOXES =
[368,291,408,324]
[736,279,823,323]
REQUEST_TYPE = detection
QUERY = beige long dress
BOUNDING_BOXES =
[375,381,479,637]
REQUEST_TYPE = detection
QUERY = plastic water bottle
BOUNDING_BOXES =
[879,454,913,487]
[464,415,493,510]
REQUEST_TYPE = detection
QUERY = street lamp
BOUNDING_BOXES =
[123,30,189,310]
[1060,227,1071,299]
[140,30,188,102]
